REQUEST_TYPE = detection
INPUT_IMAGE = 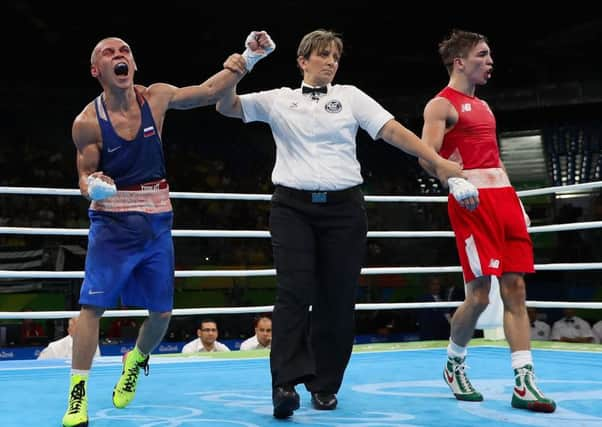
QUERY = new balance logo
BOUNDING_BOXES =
[461,103,472,112]
[488,258,500,268]
[108,146,121,153]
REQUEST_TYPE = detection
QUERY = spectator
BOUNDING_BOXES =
[551,308,594,343]
[182,319,230,353]
[446,280,466,319]
[38,317,101,360]
[528,307,551,341]
[106,318,139,341]
[416,277,450,340]
[371,311,397,340]
[446,281,466,302]
[240,315,272,350]
[20,316,46,345]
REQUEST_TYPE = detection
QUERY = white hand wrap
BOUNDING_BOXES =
[87,175,117,201]
[447,177,479,202]
[241,31,276,72]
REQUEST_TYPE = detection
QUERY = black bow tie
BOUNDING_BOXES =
[302,86,327,95]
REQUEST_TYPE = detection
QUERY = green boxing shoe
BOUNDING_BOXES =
[62,375,88,427]
[444,356,484,402]
[511,364,556,413]
[112,349,150,409]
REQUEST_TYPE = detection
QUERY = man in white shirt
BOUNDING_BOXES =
[38,317,101,360]
[181,319,230,353]
[240,315,272,350]
[551,308,594,343]
[528,307,551,341]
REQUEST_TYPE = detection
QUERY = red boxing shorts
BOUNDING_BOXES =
[448,186,534,283]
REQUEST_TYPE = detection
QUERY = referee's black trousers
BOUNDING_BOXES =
[269,185,367,394]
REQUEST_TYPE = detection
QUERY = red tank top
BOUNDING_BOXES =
[437,86,501,169]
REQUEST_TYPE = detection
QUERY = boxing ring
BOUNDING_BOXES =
[1,182,602,426]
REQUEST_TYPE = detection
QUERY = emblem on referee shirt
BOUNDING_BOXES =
[324,100,342,113]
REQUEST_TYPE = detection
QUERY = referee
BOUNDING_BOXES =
[217,29,464,419]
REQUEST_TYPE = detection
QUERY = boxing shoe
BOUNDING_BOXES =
[444,356,483,401]
[62,375,88,427]
[511,364,556,413]
[112,348,149,408]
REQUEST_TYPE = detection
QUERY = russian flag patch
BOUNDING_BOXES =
[143,126,156,138]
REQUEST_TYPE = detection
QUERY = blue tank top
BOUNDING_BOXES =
[94,89,166,187]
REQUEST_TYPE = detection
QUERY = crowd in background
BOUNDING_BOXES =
[1,115,602,349]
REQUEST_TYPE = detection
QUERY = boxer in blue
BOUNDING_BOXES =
[62,32,276,427]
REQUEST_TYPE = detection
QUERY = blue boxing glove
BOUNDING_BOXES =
[87,175,116,201]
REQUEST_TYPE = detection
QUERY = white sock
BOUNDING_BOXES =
[447,339,467,359]
[511,350,533,370]
[71,369,90,377]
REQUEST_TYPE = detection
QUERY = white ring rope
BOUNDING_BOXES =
[1,181,601,319]
[1,300,601,320]
[2,263,602,280]
[1,180,601,200]
[2,221,602,237]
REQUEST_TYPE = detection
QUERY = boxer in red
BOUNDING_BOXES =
[420,29,555,413]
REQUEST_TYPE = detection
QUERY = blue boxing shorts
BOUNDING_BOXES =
[79,210,174,312]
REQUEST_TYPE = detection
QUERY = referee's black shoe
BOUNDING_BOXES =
[311,392,338,410]
[272,385,300,419]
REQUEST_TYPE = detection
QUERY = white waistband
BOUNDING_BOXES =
[463,168,511,189]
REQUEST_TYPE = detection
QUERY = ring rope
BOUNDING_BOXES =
[2,221,602,237]
[2,300,601,320]
[2,263,602,280]
[1,180,601,200]
[1,182,601,320]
